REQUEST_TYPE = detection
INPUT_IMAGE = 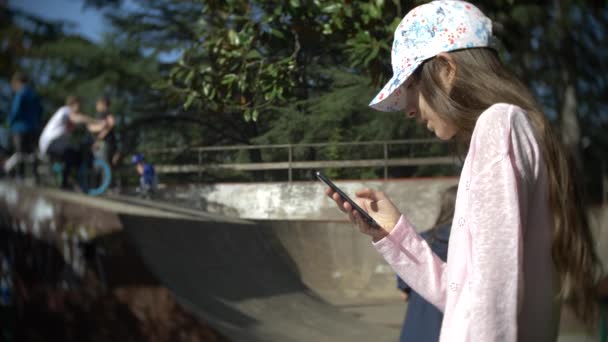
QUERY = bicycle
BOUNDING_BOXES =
[43,137,112,196]
[49,157,111,196]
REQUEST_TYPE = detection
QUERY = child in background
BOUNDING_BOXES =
[131,153,157,195]
[39,96,106,189]
[92,96,118,167]
[4,72,43,180]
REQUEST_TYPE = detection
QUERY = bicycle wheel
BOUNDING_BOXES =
[78,159,112,196]
[51,162,63,187]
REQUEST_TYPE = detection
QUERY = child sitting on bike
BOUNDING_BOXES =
[131,153,157,195]
[38,95,107,189]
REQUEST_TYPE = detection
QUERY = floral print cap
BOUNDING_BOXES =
[369,0,492,112]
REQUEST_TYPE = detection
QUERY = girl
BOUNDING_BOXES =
[325,1,600,341]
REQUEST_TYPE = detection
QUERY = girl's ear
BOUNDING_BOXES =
[435,52,457,91]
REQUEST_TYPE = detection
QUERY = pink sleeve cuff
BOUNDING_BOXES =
[372,215,418,254]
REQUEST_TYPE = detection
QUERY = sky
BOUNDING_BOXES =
[8,0,107,42]
[8,0,181,61]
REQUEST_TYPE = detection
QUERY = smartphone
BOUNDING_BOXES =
[315,170,381,229]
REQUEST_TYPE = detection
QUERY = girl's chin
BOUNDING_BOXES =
[434,130,449,140]
[435,131,456,141]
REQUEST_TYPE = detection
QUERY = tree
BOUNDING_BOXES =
[14,0,606,186]
[477,0,608,201]
[94,0,607,184]
[0,4,66,111]
[164,0,419,123]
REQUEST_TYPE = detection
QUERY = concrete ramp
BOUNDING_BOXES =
[2,182,603,341]
[0,183,402,341]
[120,213,400,341]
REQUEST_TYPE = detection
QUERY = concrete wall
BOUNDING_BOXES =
[266,220,400,306]
[158,178,608,278]
[162,177,460,232]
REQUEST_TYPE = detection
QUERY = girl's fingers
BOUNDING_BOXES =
[326,186,382,238]
[331,192,341,202]
[343,200,352,212]
[347,207,357,224]
[331,192,354,213]
[355,188,379,200]
[331,193,348,213]
[352,210,371,234]
[327,188,347,213]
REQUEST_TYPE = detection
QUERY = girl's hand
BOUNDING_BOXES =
[325,187,402,242]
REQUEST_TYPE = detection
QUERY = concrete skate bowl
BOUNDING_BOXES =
[117,177,608,342]
[115,178,462,341]
[119,213,404,342]
[3,178,606,341]
[0,178,458,342]
[0,182,404,341]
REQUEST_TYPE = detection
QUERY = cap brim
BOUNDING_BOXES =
[369,62,421,112]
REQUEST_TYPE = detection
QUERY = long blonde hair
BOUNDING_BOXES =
[416,48,600,323]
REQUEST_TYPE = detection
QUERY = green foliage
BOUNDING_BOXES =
[253,69,409,145]
[33,34,161,113]
[478,1,607,122]
[0,6,65,112]
[164,0,425,123]
[163,1,296,122]
[6,0,607,186]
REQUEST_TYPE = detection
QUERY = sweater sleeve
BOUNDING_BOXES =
[467,104,537,341]
[373,215,449,312]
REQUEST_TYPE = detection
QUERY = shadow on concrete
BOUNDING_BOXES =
[118,214,307,340]
[118,214,399,342]
[0,226,227,342]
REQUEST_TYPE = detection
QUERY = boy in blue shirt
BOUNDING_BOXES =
[131,153,157,195]
[4,72,43,180]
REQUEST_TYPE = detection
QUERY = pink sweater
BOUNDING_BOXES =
[374,104,560,341]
